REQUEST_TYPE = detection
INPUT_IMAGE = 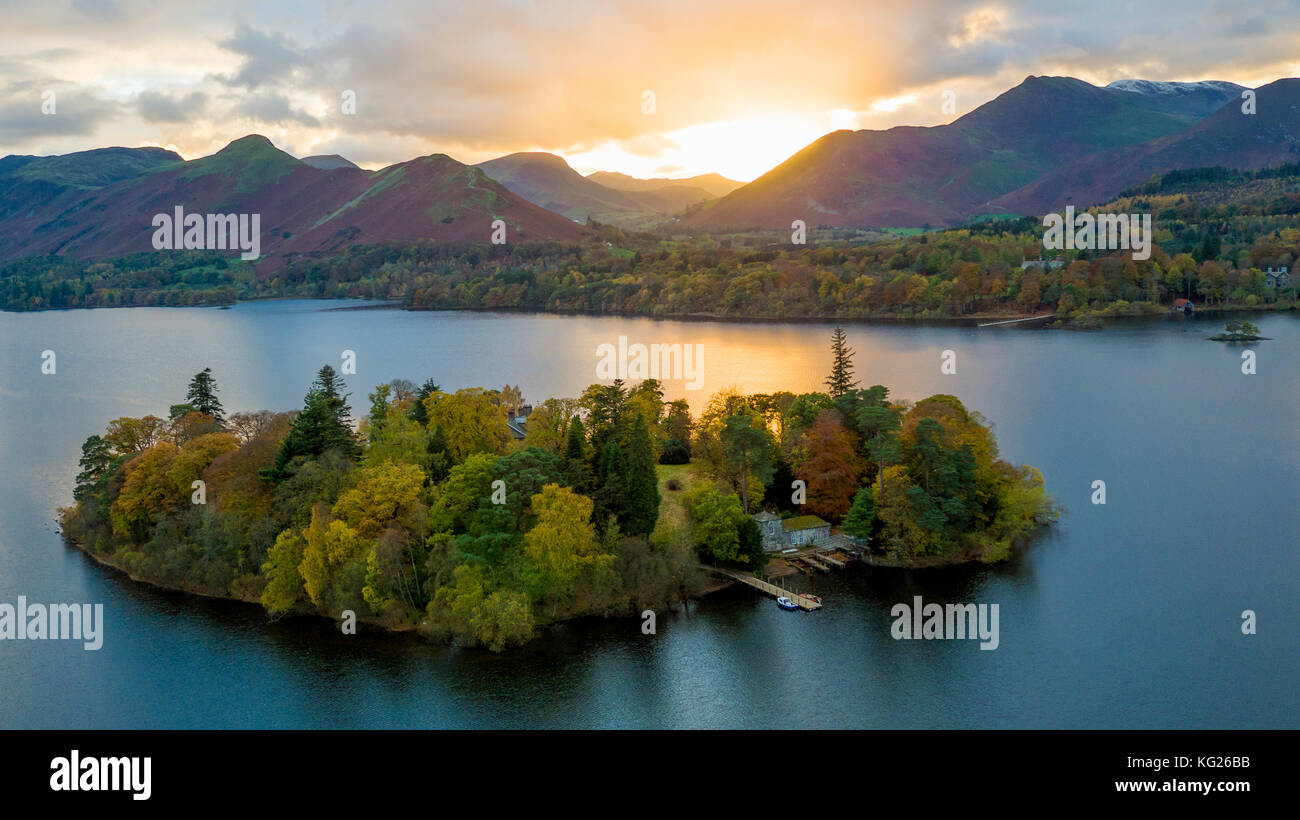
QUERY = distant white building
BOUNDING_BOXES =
[1021,259,1065,270]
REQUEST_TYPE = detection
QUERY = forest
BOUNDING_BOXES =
[5,164,1300,321]
[60,333,1057,650]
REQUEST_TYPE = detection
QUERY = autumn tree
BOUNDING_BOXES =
[800,411,863,520]
[521,484,611,609]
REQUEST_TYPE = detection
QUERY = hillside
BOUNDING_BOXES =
[991,78,1300,215]
[475,152,709,228]
[685,76,1246,230]
[0,136,589,263]
[587,170,743,198]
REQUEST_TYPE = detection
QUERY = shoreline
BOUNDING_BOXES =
[8,293,1297,328]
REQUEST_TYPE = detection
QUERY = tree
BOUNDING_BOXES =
[74,435,113,501]
[801,411,863,520]
[408,379,440,426]
[621,414,661,536]
[263,366,360,481]
[523,397,580,453]
[261,528,307,616]
[297,502,368,613]
[521,484,610,606]
[226,410,277,444]
[367,383,392,442]
[186,368,224,421]
[332,461,426,539]
[593,438,628,531]
[424,387,511,462]
[721,414,774,513]
[660,400,692,464]
[562,415,590,491]
[825,325,859,397]
[104,415,165,454]
[843,486,876,541]
[682,486,748,565]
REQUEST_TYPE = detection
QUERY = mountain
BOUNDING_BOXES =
[300,154,361,170]
[685,75,1247,229]
[1105,79,1247,118]
[0,135,588,263]
[587,170,743,198]
[475,152,710,228]
[991,78,1300,215]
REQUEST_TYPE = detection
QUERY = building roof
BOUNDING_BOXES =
[782,515,830,532]
[753,511,780,522]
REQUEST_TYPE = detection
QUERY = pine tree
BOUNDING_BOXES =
[186,367,224,420]
[621,414,661,536]
[843,486,876,541]
[592,438,628,531]
[368,383,392,442]
[409,379,440,426]
[261,366,360,481]
[73,435,112,502]
[562,415,590,492]
[825,326,858,398]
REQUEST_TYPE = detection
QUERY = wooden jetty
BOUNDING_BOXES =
[714,568,822,610]
[814,551,847,569]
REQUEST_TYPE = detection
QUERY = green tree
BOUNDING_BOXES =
[621,414,661,536]
[261,528,307,616]
[593,438,628,531]
[843,486,876,540]
[721,414,773,513]
[262,366,360,481]
[562,414,590,491]
[74,435,113,502]
[186,367,224,421]
[367,383,392,442]
[521,484,611,607]
[825,325,859,397]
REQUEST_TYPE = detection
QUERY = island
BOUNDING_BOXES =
[1209,320,1267,341]
[60,331,1058,651]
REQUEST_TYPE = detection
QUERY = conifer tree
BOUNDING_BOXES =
[186,367,224,421]
[562,415,590,491]
[592,438,627,531]
[262,366,360,481]
[621,414,661,536]
[825,326,859,398]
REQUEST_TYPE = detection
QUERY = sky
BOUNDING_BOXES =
[2,0,1299,182]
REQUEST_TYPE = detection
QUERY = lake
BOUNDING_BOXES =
[1,300,1296,728]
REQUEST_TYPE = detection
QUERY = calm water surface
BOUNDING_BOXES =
[0,300,1296,728]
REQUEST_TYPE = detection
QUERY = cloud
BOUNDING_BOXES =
[0,82,118,141]
[212,23,304,90]
[135,90,208,123]
[1,0,1298,174]
[231,91,320,127]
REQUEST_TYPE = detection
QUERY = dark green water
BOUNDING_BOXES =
[1,300,1296,728]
